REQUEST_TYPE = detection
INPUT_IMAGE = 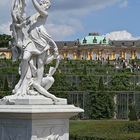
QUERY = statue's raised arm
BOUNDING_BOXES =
[32,0,50,16]
[11,0,27,61]
[11,0,26,22]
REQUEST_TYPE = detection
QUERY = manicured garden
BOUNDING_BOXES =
[70,120,140,140]
[0,59,140,119]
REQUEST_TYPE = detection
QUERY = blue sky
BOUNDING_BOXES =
[0,0,140,41]
[68,0,140,40]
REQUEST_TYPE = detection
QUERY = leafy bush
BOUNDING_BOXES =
[126,122,140,132]
[128,103,138,121]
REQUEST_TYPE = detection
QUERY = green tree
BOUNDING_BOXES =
[86,91,114,119]
[78,76,97,91]
[109,74,131,91]
[128,103,138,121]
[0,34,12,48]
[98,77,104,91]
[3,77,9,91]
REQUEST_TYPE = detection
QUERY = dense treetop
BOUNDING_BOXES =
[0,34,12,48]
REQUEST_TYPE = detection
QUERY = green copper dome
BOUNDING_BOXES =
[80,33,109,45]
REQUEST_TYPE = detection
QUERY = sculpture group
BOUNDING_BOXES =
[0,1,83,140]
[1,0,64,104]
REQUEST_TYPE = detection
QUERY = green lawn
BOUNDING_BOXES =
[70,120,140,140]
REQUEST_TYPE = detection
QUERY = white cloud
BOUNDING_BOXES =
[46,18,83,40]
[46,0,123,39]
[105,30,139,41]
[0,0,129,40]
[47,24,75,40]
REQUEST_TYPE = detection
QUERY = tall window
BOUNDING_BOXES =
[64,42,67,46]
[122,42,125,46]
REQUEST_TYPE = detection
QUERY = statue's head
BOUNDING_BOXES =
[39,0,51,10]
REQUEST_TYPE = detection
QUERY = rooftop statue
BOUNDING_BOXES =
[1,0,66,105]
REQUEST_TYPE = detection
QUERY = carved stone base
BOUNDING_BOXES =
[0,95,67,105]
[0,105,84,140]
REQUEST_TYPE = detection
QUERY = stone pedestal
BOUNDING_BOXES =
[0,95,67,105]
[0,105,83,140]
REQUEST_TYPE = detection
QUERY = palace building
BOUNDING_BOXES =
[0,32,140,60]
[57,33,140,61]
[0,48,12,59]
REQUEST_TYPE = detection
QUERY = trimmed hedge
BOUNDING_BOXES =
[70,135,140,140]
[70,120,140,140]
[70,135,105,140]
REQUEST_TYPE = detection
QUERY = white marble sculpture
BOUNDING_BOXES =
[0,1,83,140]
[1,0,66,105]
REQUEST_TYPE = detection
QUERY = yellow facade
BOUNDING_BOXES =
[63,52,67,59]
[110,52,115,60]
[121,51,125,59]
[1,41,140,61]
[131,51,136,59]
[87,52,91,60]
[0,51,12,59]
[73,52,77,60]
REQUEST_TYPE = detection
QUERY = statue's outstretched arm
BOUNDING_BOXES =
[11,0,26,22]
[11,0,17,11]
[32,0,48,16]
[11,0,18,22]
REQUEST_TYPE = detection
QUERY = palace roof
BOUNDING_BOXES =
[80,33,109,45]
